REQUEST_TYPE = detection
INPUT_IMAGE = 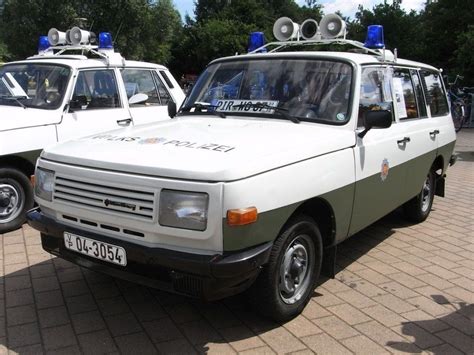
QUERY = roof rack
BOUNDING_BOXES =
[249,39,395,62]
[31,44,125,66]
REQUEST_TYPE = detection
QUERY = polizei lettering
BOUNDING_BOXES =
[89,135,235,153]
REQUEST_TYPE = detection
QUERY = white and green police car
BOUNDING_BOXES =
[0,28,184,233]
[28,16,456,321]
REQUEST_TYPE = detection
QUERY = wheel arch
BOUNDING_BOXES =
[287,197,336,249]
[0,155,36,178]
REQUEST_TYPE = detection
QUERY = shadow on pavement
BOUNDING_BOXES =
[0,207,458,354]
[387,295,473,354]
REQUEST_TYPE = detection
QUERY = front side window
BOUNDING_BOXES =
[0,63,70,110]
[71,69,120,110]
[421,70,448,116]
[183,58,353,124]
[358,66,393,127]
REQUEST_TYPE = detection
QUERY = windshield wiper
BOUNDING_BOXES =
[0,95,28,109]
[181,102,226,118]
[233,102,300,124]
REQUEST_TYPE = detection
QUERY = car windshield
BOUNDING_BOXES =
[183,58,353,124]
[0,63,71,110]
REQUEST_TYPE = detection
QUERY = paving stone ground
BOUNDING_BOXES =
[1,130,473,354]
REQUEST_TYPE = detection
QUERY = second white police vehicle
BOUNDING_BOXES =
[0,27,184,233]
[28,15,456,320]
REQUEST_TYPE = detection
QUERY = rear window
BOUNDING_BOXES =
[421,70,448,117]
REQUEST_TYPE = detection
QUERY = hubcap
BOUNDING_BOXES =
[421,175,432,212]
[0,183,24,224]
[279,234,314,305]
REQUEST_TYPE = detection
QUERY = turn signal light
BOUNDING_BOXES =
[227,207,258,226]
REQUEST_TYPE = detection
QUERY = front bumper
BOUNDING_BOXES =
[27,207,272,301]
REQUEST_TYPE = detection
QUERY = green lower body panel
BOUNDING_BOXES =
[222,141,456,252]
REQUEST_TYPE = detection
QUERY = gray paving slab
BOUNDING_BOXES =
[1,130,473,354]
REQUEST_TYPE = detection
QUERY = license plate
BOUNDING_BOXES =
[63,232,127,266]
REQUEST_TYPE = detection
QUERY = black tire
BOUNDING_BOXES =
[403,170,435,223]
[248,215,323,322]
[0,168,34,234]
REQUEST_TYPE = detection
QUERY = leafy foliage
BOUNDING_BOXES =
[0,0,471,84]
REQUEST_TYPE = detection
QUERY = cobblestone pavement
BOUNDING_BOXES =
[1,131,473,355]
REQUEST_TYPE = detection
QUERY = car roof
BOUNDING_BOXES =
[210,51,440,72]
[5,56,169,71]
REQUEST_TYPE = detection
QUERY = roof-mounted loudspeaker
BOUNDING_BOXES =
[273,17,300,41]
[300,19,319,40]
[320,13,346,39]
[47,28,68,45]
[69,27,96,45]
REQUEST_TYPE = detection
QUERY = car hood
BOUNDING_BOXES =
[42,115,356,181]
[0,105,61,131]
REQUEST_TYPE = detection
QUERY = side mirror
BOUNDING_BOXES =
[128,93,148,105]
[69,95,88,111]
[168,100,177,118]
[358,110,392,138]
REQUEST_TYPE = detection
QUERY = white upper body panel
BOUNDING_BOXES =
[41,115,356,182]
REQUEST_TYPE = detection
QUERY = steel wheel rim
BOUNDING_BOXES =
[421,175,432,213]
[279,234,314,305]
[0,183,24,224]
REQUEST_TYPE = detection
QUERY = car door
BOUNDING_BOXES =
[392,68,437,203]
[350,66,408,235]
[120,68,174,125]
[420,70,455,166]
[57,68,131,141]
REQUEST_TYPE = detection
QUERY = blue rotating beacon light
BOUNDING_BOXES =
[364,25,385,49]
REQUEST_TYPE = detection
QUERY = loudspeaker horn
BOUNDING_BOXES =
[273,17,300,41]
[48,28,68,45]
[320,13,346,39]
[65,30,72,44]
[300,19,320,40]
[69,26,96,45]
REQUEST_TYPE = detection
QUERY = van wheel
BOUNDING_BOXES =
[403,170,435,223]
[248,215,322,322]
[0,168,33,234]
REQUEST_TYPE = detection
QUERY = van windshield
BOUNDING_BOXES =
[183,58,352,124]
[0,63,71,110]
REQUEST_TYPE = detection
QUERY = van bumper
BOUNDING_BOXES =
[26,207,272,301]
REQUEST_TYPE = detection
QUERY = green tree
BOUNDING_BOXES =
[420,0,474,84]
[2,0,77,60]
[453,25,474,86]
[1,0,182,64]
[0,40,10,62]
[349,3,425,62]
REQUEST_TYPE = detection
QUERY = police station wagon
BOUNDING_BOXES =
[0,27,184,233]
[28,15,456,321]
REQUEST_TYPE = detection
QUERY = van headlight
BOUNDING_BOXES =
[159,190,209,231]
[35,167,55,201]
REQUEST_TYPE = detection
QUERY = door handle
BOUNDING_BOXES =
[430,129,440,136]
[117,118,132,126]
[397,137,411,144]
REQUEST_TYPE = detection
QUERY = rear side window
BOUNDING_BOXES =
[410,70,428,118]
[393,68,418,120]
[421,70,448,116]
[159,70,174,88]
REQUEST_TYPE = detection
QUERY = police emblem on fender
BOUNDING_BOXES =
[381,158,389,181]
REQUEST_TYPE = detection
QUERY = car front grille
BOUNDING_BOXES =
[53,175,156,221]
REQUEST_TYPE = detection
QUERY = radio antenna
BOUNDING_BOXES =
[113,21,123,45]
